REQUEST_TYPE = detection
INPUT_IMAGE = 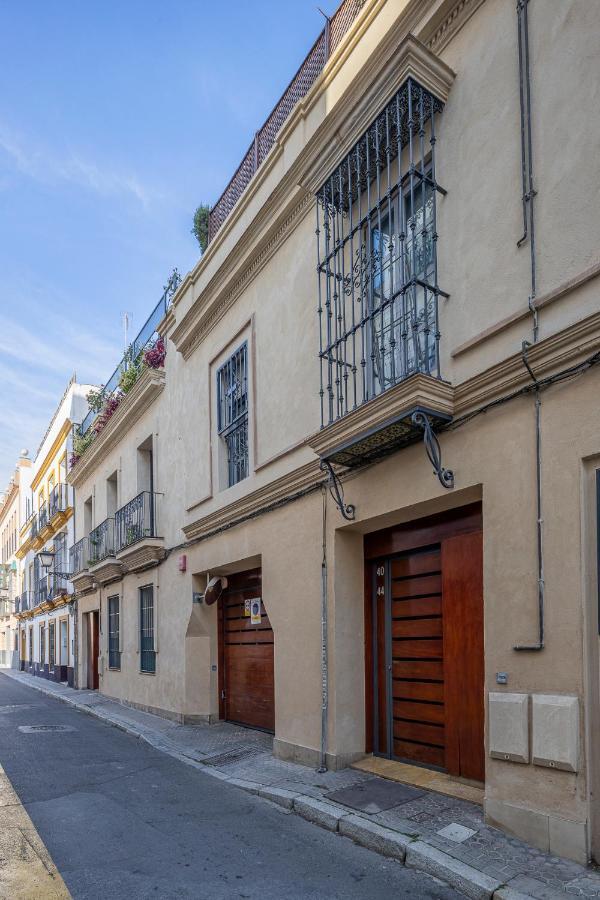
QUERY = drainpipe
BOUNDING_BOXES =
[318,484,329,773]
[514,0,544,652]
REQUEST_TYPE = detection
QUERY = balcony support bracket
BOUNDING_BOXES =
[411,411,454,489]
[320,460,355,521]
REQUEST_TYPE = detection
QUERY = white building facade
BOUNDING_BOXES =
[16,378,92,684]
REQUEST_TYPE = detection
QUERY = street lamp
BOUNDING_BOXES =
[37,550,55,571]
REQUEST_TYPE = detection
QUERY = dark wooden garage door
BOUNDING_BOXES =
[365,505,484,782]
[219,569,274,733]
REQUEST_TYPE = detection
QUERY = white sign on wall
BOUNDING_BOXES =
[250,598,262,625]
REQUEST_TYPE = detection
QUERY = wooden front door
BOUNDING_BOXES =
[87,611,99,690]
[366,505,484,782]
[219,569,274,732]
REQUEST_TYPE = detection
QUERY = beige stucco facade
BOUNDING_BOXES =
[65,0,600,865]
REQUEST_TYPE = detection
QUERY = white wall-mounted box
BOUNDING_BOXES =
[489,692,529,764]
[532,694,579,773]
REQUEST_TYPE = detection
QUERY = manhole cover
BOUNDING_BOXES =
[202,745,268,767]
[18,725,75,734]
[325,777,424,814]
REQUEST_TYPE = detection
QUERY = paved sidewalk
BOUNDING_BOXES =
[0,759,70,900]
[3,670,600,899]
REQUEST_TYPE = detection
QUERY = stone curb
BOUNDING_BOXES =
[3,672,531,900]
[339,813,411,861]
[258,786,300,809]
[406,841,502,900]
[293,796,345,832]
[494,888,538,900]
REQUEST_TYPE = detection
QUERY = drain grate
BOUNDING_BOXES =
[201,745,268,767]
[18,725,75,734]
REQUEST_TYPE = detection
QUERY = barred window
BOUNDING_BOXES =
[40,625,46,666]
[316,78,446,426]
[370,180,436,392]
[48,621,55,668]
[217,343,249,487]
[140,586,155,674]
[108,595,120,670]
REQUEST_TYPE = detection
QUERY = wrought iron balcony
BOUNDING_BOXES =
[36,577,49,606]
[47,572,70,600]
[48,483,71,520]
[16,591,32,613]
[114,492,164,572]
[30,512,39,539]
[76,279,176,442]
[69,537,89,576]
[115,492,157,551]
[34,573,70,604]
[89,519,116,565]
[37,503,49,532]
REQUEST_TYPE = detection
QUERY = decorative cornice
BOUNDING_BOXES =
[88,559,124,586]
[298,34,455,196]
[183,460,323,541]
[171,192,312,360]
[15,536,33,560]
[454,309,600,416]
[452,258,600,359]
[420,0,487,55]
[71,572,96,596]
[68,368,166,488]
[116,539,165,572]
[308,374,454,460]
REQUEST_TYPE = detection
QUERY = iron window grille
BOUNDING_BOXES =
[140,585,155,674]
[48,622,55,669]
[316,77,447,427]
[108,595,121,670]
[217,343,249,487]
[40,625,46,666]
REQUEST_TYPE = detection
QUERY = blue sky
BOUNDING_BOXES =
[0,0,328,488]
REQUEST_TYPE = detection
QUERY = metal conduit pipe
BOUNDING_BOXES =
[514,0,544,652]
[318,484,329,772]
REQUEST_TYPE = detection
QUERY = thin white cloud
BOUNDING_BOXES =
[0,123,159,208]
[0,316,120,384]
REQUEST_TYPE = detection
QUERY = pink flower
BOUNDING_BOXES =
[144,338,166,369]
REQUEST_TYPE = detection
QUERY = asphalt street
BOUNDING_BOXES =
[0,673,466,899]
